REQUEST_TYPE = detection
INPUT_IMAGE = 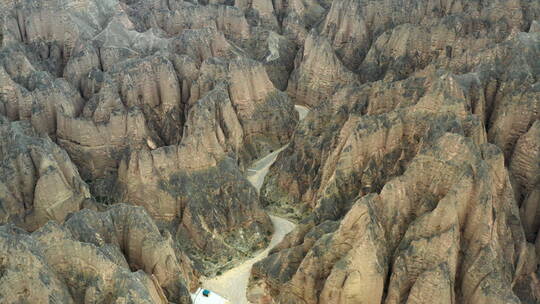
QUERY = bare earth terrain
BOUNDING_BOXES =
[201,215,295,304]
[0,0,538,303]
[199,105,309,303]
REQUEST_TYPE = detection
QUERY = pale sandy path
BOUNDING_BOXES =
[199,105,309,304]
[246,146,287,191]
[200,215,294,304]
[294,105,309,120]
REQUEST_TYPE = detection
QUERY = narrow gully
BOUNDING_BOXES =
[195,105,309,304]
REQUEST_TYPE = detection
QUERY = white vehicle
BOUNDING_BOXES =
[191,288,230,304]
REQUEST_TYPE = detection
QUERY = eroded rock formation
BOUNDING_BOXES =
[249,1,540,303]
[0,119,92,231]
[0,204,192,304]
[0,0,538,303]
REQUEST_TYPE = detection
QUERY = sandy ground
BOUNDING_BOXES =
[197,105,309,303]
[200,215,294,304]
[295,105,309,120]
[245,105,309,192]
[246,147,287,192]
[200,151,295,303]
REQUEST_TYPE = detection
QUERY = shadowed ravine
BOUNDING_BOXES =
[198,105,309,304]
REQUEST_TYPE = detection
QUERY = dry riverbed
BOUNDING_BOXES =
[197,105,309,303]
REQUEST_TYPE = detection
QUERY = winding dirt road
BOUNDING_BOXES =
[199,105,308,304]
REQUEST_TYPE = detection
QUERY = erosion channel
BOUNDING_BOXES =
[198,105,309,304]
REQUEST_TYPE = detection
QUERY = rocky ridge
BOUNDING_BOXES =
[249,0,540,303]
[0,0,537,303]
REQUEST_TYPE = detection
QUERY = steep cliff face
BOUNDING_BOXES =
[287,33,358,107]
[256,133,531,304]
[63,204,194,302]
[249,0,540,303]
[0,204,192,304]
[0,0,538,303]
[0,0,298,180]
[0,119,92,231]
[117,87,274,274]
[0,0,299,300]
